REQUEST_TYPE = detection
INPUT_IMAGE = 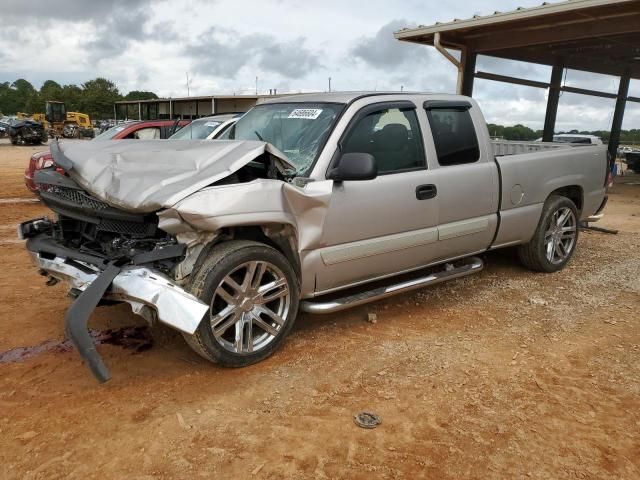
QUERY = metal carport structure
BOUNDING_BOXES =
[394,0,640,158]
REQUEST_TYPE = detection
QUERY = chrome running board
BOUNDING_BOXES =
[300,256,483,314]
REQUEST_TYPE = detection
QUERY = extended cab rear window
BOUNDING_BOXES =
[425,104,480,166]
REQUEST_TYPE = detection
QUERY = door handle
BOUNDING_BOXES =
[415,184,437,200]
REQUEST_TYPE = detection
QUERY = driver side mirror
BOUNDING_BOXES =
[327,152,377,181]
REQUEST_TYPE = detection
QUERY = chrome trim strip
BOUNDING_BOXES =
[300,256,483,314]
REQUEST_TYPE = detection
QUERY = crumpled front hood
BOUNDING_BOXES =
[51,139,293,213]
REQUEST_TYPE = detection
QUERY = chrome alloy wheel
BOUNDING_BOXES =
[544,207,577,265]
[209,260,291,354]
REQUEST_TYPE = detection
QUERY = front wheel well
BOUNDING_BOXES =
[215,225,301,282]
[548,185,583,213]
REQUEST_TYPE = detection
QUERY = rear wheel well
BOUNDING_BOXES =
[549,185,583,212]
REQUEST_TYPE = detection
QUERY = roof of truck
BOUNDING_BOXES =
[259,91,457,104]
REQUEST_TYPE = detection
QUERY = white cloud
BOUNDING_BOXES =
[1,0,636,130]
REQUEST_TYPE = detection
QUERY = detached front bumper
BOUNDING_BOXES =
[26,235,209,382]
[29,250,208,334]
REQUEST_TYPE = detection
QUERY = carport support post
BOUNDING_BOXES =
[543,64,563,142]
[460,51,477,97]
[609,72,630,161]
[138,102,142,120]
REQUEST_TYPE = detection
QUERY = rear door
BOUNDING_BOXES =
[423,100,499,261]
[315,101,441,292]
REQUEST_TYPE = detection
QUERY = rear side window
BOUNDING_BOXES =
[426,108,479,166]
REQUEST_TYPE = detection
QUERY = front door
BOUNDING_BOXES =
[315,102,440,293]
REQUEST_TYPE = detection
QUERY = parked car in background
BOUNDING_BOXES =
[0,115,18,126]
[625,151,640,173]
[24,119,191,192]
[9,119,48,145]
[21,92,609,381]
[552,134,603,145]
[94,119,190,140]
[534,134,604,145]
[168,113,243,140]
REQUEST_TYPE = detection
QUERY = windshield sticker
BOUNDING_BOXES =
[288,109,323,120]
[204,122,221,127]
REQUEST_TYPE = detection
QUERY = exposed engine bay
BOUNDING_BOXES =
[29,143,290,277]
[33,169,181,274]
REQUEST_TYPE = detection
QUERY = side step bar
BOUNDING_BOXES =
[300,256,483,314]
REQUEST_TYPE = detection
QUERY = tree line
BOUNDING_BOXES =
[1,77,638,141]
[0,78,158,120]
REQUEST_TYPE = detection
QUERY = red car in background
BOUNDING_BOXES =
[24,119,190,192]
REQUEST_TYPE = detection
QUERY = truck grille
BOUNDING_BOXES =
[39,185,158,238]
[49,186,110,210]
[98,219,156,236]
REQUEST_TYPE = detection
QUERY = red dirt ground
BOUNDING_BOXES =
[1,140,639,479]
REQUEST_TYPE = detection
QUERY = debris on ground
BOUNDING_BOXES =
[176,413,191,429]
[528,297,548,306]
[354,412,382,429]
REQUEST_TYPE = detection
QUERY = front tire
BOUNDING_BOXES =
[183,240,299,367]
[518,195,579,272]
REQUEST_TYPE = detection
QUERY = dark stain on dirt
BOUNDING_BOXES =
[0,326,153,364]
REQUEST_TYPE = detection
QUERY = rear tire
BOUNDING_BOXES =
[183,240,299,367]
[518,195,579,273]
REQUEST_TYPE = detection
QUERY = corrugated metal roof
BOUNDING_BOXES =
[394,0,634,39]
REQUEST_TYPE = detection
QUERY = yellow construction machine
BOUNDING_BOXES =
[45,101,94,138]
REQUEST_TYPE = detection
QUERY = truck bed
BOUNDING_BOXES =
[490,144,608,248]
[492,140,571,156]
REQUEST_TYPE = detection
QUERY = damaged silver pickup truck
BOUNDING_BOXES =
[20,92,609,382]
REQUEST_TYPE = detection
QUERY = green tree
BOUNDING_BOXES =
[8,79,38,114]
[0,81,21,115]
[24,91,44,114]
[124,90,158,100]
[79,77,122,119]
[61,84,83,112]
[40,80,64,102]
[487,123,505,138]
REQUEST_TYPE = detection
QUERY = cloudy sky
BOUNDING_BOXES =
[2,0,639,131]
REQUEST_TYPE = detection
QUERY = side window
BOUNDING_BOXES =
[426,108,479,166]
[129,127,161,139]
[342,107,425,174]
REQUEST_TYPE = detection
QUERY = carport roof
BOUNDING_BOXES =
[394,0,640,79]
[114,94,277,104]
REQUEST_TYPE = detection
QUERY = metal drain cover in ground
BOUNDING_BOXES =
[354,411,381,429]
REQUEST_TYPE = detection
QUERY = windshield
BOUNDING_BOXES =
[170,118,223,140]
[220,102,343,174]
[94,124,127,140]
